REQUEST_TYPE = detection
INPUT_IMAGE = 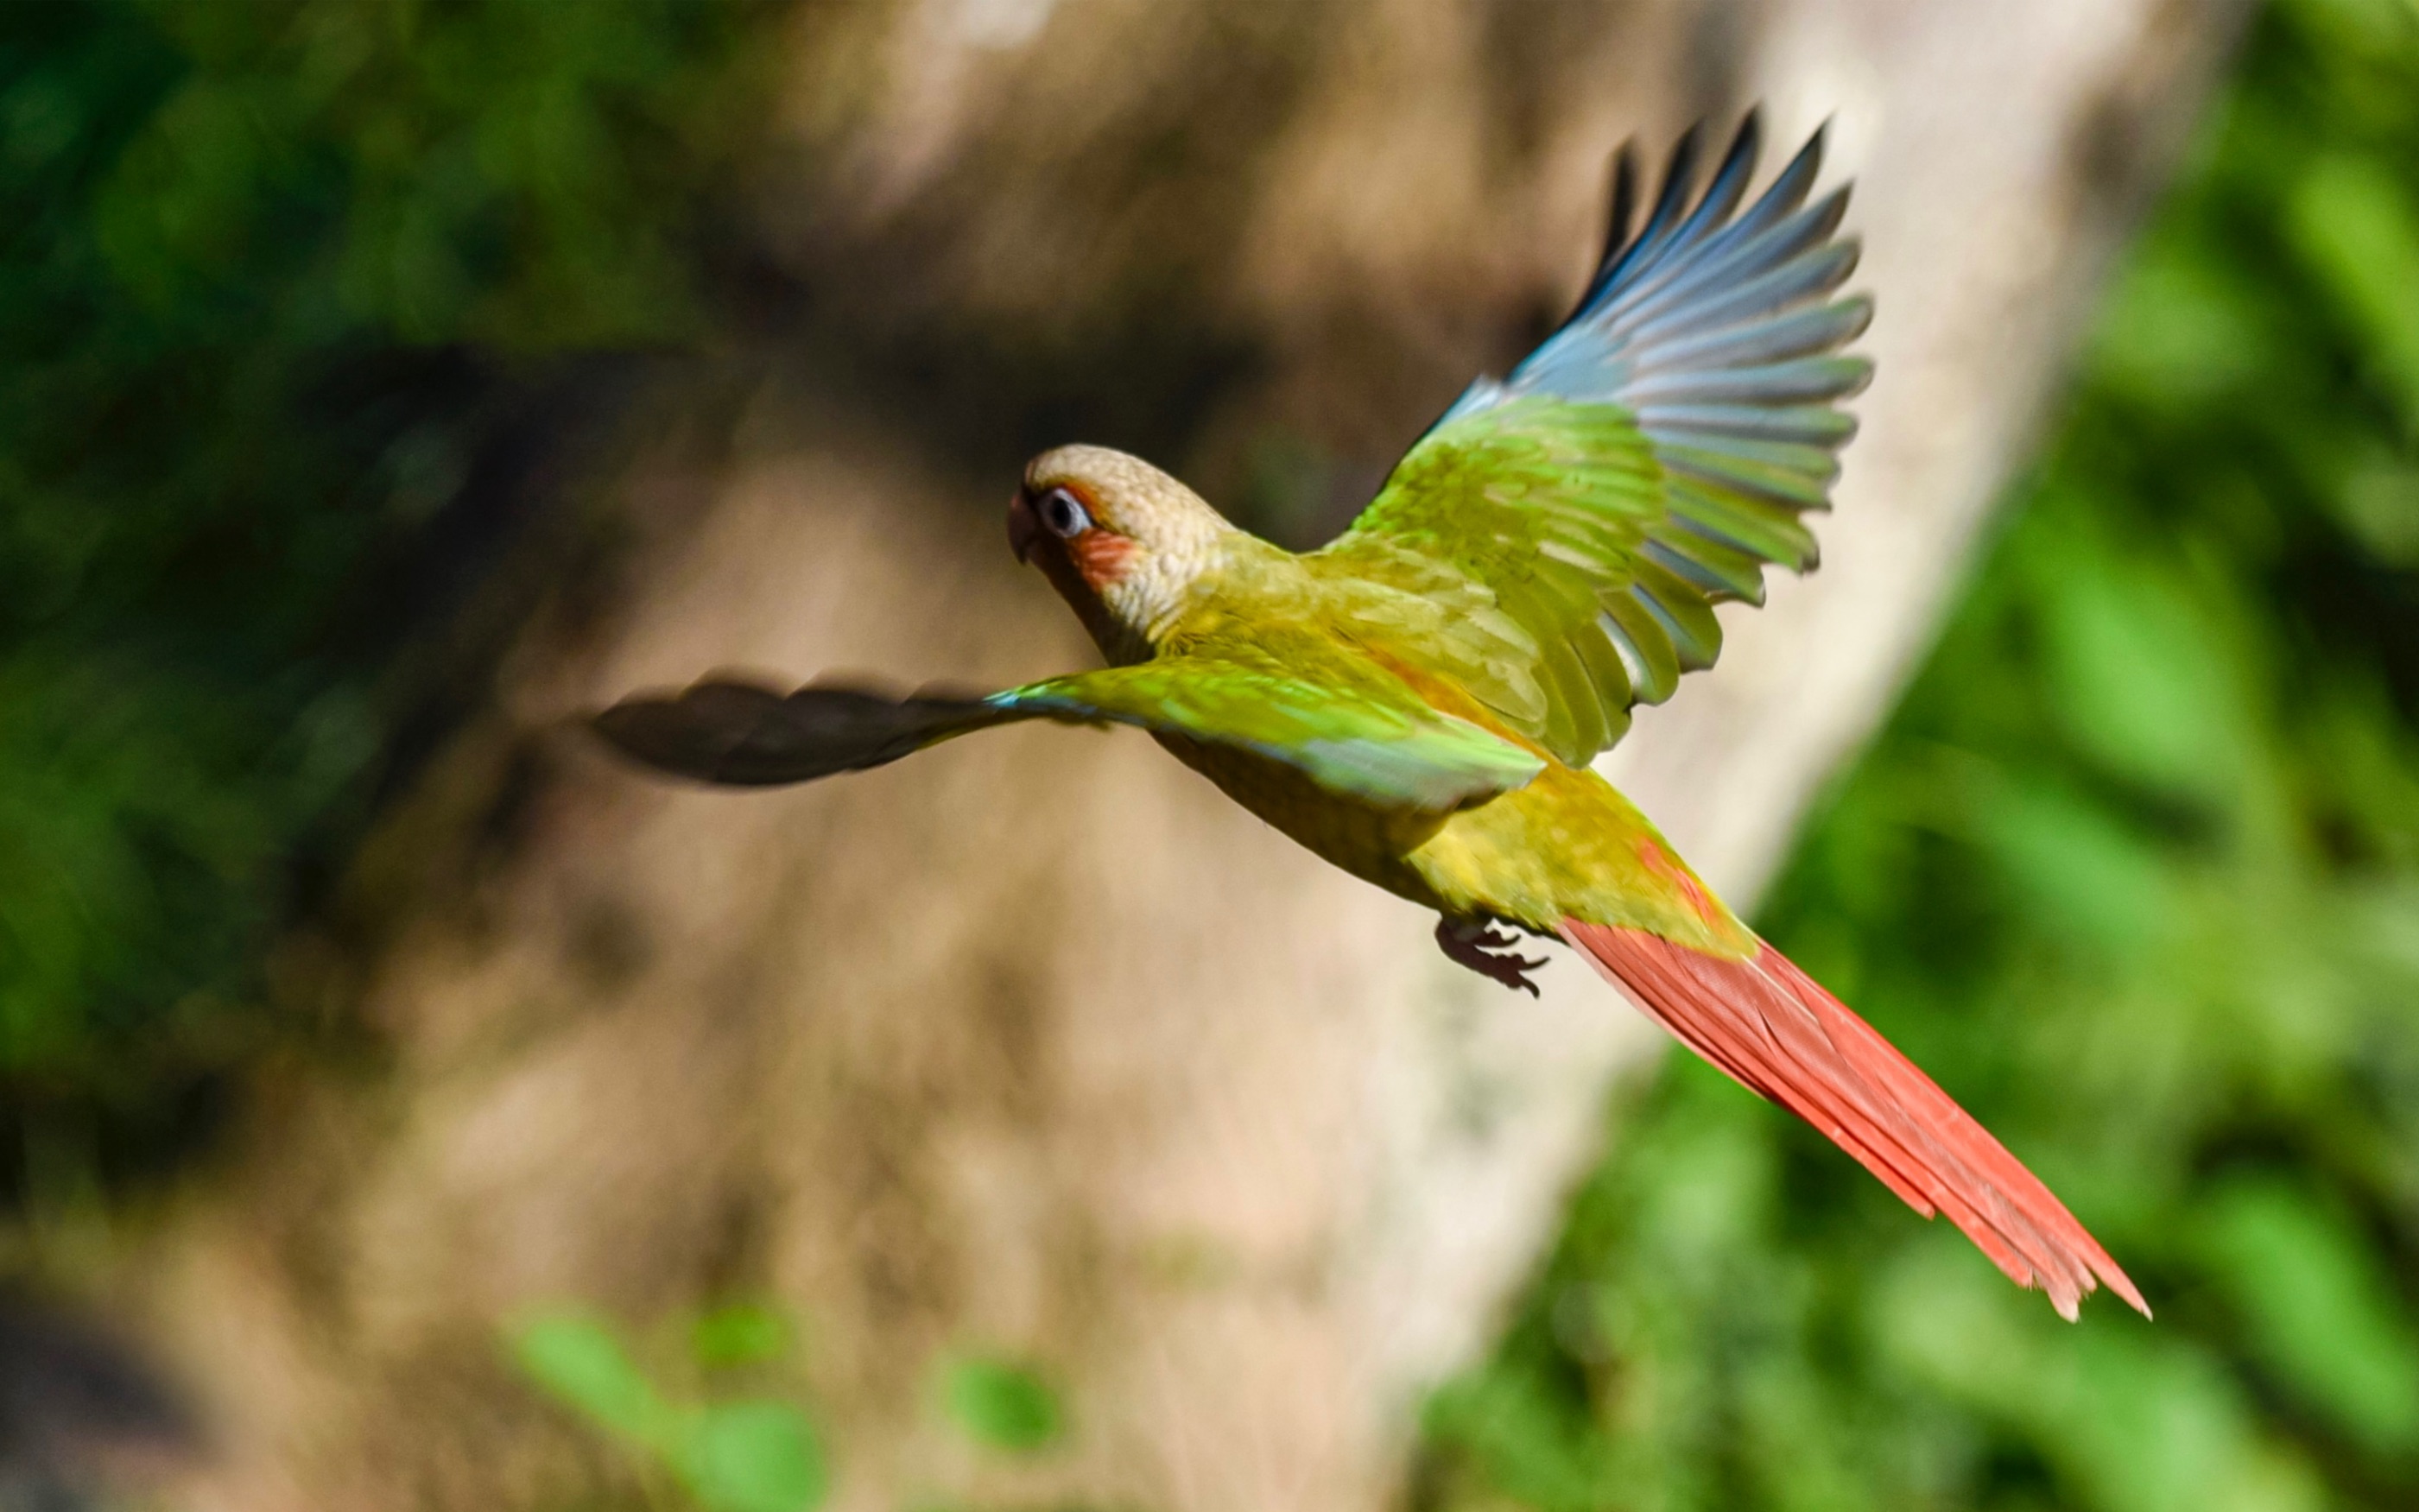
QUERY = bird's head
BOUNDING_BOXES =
[1008,445,1233,659]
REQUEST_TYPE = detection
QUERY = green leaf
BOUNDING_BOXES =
[2201,1178,2419,1452]
[2060,1331,2322,1512]
[2038,543,2245,803]
[2089,237,2268,409]
[941,1357,1064,1454]
[2289,154,2419,421]
[2333,452,2419,566]
[692,1303,793,1370]
[678,1401,829,1512]
[510,1310,674,1447]
[1974,777,2178,956]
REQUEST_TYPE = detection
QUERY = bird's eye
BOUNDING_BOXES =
[1040,487,1092,538]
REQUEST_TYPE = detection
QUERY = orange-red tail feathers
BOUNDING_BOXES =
[1561,921,2147,1320]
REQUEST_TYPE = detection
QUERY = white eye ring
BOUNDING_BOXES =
[1040,487,1092,538]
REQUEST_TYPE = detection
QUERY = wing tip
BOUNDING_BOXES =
[588,674,1008,788]
[589,674,787,784]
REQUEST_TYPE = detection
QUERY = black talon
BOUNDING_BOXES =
[1434,915,1549,996]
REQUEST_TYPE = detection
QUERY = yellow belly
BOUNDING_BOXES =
[1154,732,1454,907]
[1154,733,1750,955]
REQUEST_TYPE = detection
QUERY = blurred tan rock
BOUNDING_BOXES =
[126,2,2244,1509]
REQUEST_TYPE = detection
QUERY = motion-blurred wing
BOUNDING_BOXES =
[593,678,1008,788]
[593,648,1543,811]
[1316,112,1870,766]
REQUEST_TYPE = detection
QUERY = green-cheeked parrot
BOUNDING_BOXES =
[597,115,2146,1321]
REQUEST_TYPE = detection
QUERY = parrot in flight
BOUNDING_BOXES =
[595,115,2146,1321]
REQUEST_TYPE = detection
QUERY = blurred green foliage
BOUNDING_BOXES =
[1422,1,2419,1508]
[511,1307,1079,1510]
[941,1356,1067,1455]
[693,1303,799,1371]
[0,0,768,1174]
[513,1306,830,1512]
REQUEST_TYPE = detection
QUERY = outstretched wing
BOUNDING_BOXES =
[592,643,1544,812]
[1314,112,1870,766]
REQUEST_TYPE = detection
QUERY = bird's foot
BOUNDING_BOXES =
[1435,916,1548,996]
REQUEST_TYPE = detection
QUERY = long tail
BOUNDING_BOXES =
[1561,921,2147,1320]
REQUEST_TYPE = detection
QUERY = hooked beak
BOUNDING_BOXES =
[1007,489,1039,564]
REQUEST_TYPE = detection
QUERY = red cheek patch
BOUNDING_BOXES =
[1071,530,1137,591]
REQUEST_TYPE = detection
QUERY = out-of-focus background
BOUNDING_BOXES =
[2,1,2416,1509]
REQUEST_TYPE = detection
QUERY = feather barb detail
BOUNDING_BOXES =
[1561,921,2148,1321]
